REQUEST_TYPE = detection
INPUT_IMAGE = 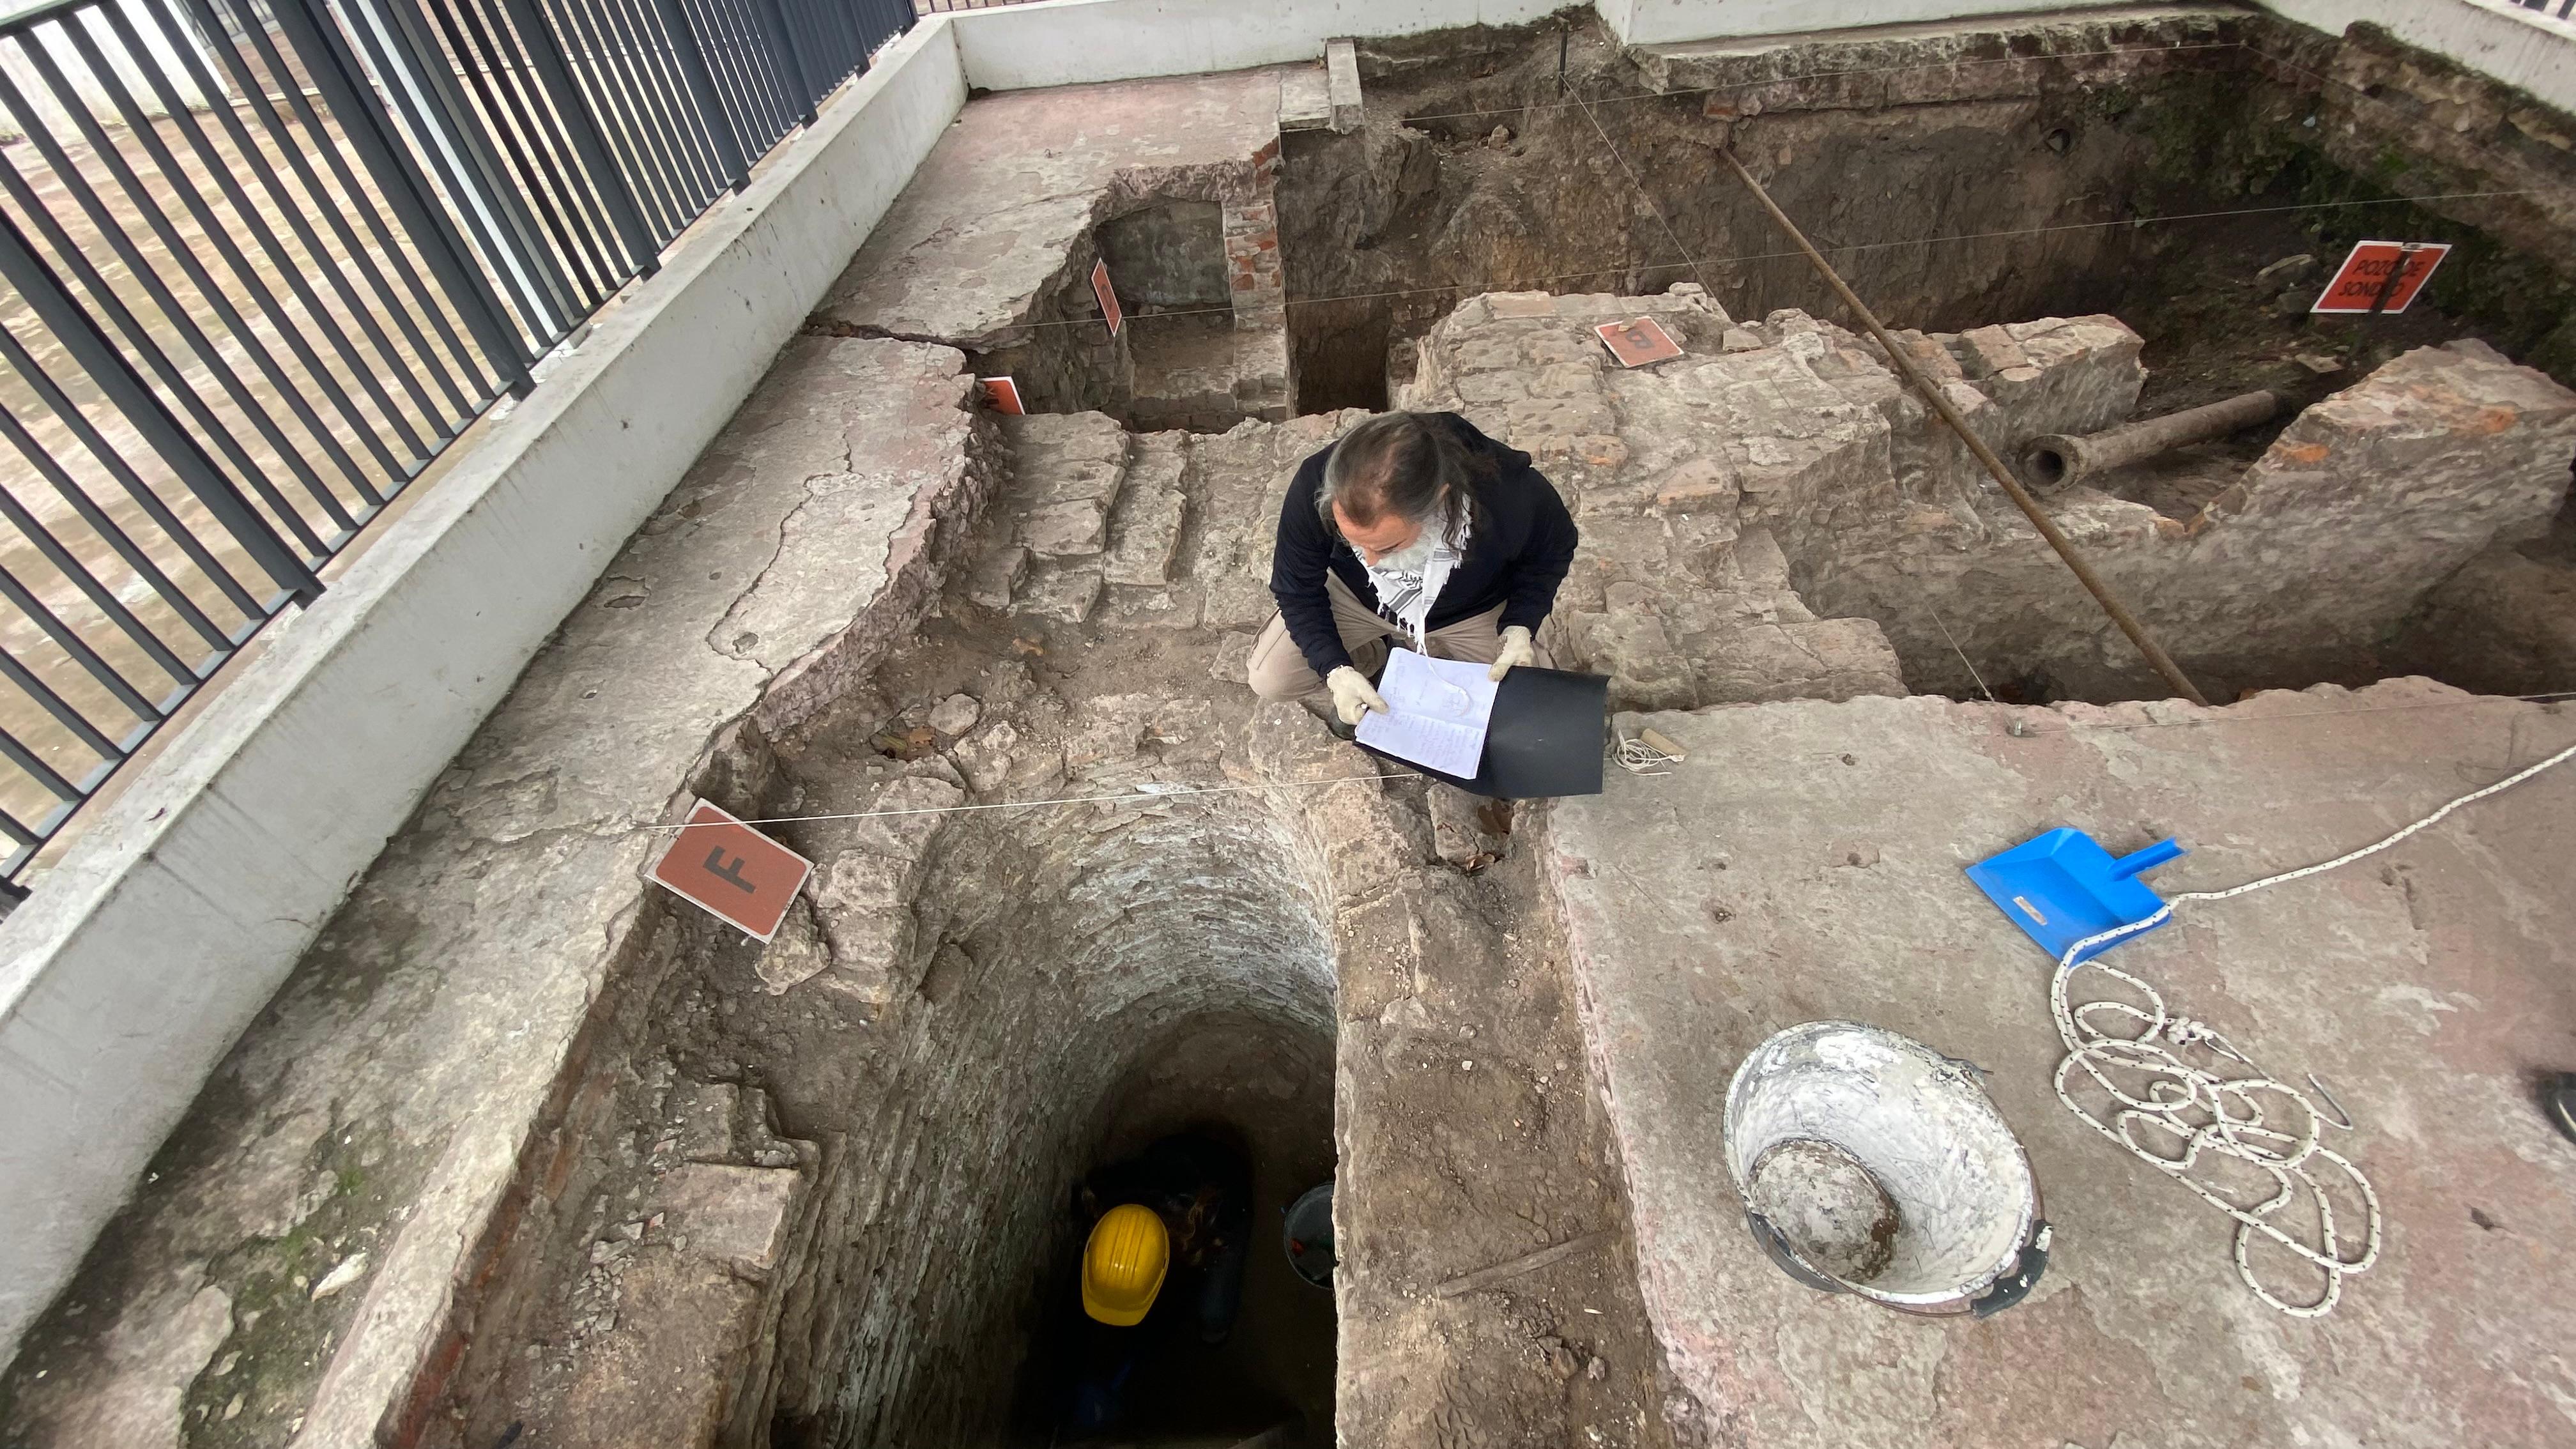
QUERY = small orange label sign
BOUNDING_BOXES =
[2312,240,2451,315]
[648,800,813,942]
[981,376,1025,414]
[1595,316,1684,367]
[1091,259,1123,337]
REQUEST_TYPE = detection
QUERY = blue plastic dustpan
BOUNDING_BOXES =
[1965,829,2184,967]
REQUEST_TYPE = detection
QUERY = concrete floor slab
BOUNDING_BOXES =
[1545,680,2576,1448]
[817,69,1285,347]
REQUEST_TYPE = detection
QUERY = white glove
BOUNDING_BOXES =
[1326,666,1390,726]
[1488,625,1537,682]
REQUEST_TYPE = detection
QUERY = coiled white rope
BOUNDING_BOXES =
[2046,734,2576,1317]
[1613,734,1682,774]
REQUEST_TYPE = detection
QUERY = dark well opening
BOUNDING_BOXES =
[438,783,1352,1449]
[1009,1013,1338,1446]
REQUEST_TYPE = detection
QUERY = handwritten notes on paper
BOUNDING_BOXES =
[1355,648,1498,778]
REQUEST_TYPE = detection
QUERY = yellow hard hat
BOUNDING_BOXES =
[1082,1204,1169,1326]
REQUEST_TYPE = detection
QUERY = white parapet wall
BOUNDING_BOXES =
[947,0,1568,90]
[0,17,968,1362]
[963,0,2573,114]
[2268,0,2576,112]
[1595,1,2573,114]
[0,0,224,142]
[1594,0,2143,47]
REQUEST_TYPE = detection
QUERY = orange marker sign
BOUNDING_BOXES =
[1595,316,1684,367]
[648,800,813,942]
[2312,240,2450,316]
[981,376,1025,414]
[1091,259,1123,337]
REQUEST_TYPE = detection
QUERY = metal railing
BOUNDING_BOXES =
[0,0,913,896]
[2513,0,2575,22]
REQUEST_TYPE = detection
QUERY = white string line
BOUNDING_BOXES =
[908,188,2543,337]
[2241,40,2576,204]
[647,691,2570,834]
[1925,603,1998,705]
[638,770,1410,831]
[1567,75,1719,301]
[1731,190,2539,261]
[2044,732,2576,1316]
[2009,689,2576,737]
[933,33,2566,340]
[1413,34,2573,209]
[1400,40,2247,126]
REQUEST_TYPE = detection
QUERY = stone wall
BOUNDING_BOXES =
[1401,282,1926,711]
[1783,330,2575,699]
[1098,199,1232,307]
[743,790,1340,1446]
[1279,10,2247,412]
[1222,146,1297,423]
[418,709,1349,1449]
[1404,288,2576,703]
[2392,542,2576,696]
[428,410,1368,1449]
[425,384,1739,1448]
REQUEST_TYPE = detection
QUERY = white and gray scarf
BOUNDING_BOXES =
[1360,510,1469,649]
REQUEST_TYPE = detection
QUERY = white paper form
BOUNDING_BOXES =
[1354,648,1499,778]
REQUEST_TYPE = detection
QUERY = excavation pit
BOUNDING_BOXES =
[395,379,1687,1447]
[10,10,2576,1449]
[866,8,2576,705]
[1257,15,2576,704]
[440,20,2576,1441]
[436,771,1351,1449]
[1009,1023,1338,1445]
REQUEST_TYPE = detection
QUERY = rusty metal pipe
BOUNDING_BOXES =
[1717,148,2212,708]
[2018,390,2281,494]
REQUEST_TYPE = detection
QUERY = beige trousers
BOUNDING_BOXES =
[1246,574,1552,710]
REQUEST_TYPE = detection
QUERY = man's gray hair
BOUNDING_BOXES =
[1317,412,1471,549]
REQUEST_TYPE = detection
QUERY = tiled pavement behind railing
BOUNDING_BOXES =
[0,0,916,900]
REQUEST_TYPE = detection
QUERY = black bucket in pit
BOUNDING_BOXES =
[1282,1183,1335,1289]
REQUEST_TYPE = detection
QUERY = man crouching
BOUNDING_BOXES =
[1246,411,1578,737]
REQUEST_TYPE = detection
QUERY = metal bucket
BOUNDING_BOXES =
[1724,1022,2050,1317]
[1282,1183,1335,1289]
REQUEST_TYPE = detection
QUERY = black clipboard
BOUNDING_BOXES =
[1355,660,1609,799]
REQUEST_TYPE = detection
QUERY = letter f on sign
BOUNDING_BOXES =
[705,847,757,893]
